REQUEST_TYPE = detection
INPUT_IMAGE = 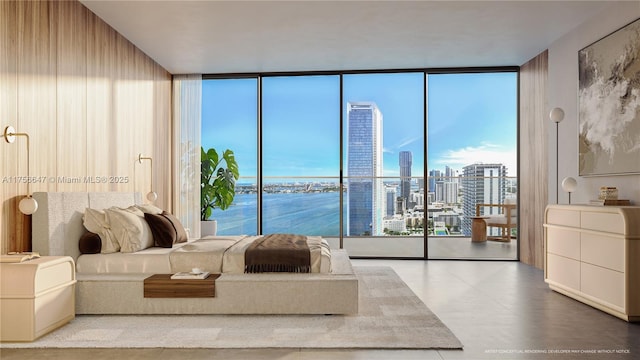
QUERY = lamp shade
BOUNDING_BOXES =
[550,107,565,123]
[146,191,158,202]
[19,196,38,215]
[561,177,578,193]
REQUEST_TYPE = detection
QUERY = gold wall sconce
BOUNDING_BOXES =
[3,126,38,214]
[137,153,158,202]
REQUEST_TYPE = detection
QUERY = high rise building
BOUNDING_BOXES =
[399,151,412,209]
[428,169,442,192]
[436,180,458,204]
[385,186,397,217]
[445,166,454,179]
[461,163,507,236]
[346,102,383,236]
[410,191,424,208]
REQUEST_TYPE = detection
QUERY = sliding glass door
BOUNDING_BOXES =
[341,72,425,257]
[426,72,518,259]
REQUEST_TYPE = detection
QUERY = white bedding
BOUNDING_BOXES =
[76,235,332,274]
[76,243,185,274]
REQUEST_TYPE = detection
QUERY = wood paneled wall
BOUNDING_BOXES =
[518,50,548,269]
[0,0,172,254]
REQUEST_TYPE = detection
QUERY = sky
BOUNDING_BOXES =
[201,71,518,181]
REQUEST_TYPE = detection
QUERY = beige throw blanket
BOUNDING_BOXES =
[244,234,311,273]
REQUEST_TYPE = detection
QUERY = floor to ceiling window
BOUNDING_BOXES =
[341,72,425,257]
[261,75,341,236]
[202,68,518,260]
[201,78,258,235]
[426,71,518,259]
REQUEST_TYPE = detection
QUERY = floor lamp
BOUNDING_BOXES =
[550,108,565,204]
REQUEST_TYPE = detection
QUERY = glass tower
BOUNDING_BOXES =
[428,169,442,192]
[399,151,412,210]
[346,102,383,236]
[385,186,397,217]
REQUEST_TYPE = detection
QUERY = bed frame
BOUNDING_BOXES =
[31,192,358,315]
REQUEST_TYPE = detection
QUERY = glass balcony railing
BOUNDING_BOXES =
[211,174,518,260]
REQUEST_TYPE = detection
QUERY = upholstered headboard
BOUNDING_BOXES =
[32,192,142,260]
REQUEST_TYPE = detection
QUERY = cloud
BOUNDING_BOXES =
[382,136,423,156]
[435,143,517,176]
[396,136,422,149]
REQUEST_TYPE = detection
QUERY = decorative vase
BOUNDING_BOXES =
[201,220,217,236]
[599,187,618,200]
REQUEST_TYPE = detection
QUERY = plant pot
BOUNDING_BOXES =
[201,220,217,237]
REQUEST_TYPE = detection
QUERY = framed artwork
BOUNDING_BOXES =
[578,18,640,176]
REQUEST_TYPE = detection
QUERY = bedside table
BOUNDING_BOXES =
[0,256,76,342]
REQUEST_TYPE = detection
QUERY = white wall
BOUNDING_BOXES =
[548,2,640,205]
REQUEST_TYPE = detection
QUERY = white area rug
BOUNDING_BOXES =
[3,266,462,349]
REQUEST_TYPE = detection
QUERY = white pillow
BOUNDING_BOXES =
[134,204,163,215]
[83,208,119,253]
[105,207,154,253]
[124,205,145,217]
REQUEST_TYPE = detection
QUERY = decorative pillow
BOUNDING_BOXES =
[162,211,188,243]
[78,231,102,254]
[144,213,176,248]
[105,207,154,253]
[135,204,163,215]
[124,205,145,217]
[83,208,119,253]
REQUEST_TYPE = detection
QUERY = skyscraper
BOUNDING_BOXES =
[435,180,458,204]
[346,102,383,236]
[399,151,412,210]
[461,163,507,236]
[385,186,397,217]
[428,169,442,192]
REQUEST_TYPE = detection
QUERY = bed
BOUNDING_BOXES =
[31,192,358,315]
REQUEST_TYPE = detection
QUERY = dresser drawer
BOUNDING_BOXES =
[581,262,624,309]
[546,208,580,227]
[581,211,624,234]
[546,227,580,260]
[546,253,580,291]
[581,233,624,272]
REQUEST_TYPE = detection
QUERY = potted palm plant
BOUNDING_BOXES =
[201,146,239,236]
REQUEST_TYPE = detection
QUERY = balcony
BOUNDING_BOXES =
[213,175,518,260]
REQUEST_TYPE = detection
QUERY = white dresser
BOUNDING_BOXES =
[544,204,640,322]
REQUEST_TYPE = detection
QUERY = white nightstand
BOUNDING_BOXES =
[0,256,76,341]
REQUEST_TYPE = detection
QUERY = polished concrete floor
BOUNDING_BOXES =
[327,236,519,260]
[2,260,638,359]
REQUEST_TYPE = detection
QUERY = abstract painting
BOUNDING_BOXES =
[578,18,640,176]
